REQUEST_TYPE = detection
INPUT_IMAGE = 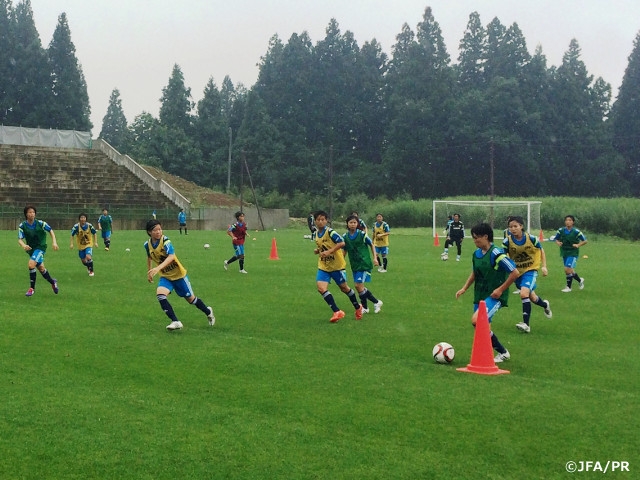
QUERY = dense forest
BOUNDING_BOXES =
[2,1,640,200]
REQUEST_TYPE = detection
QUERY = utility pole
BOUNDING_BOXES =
[240,149,244,212]
[329,145,334,222]
[489,139,495,228]
[489,139,495,201]
[227,127,232,193]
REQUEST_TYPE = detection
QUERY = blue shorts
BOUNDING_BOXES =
[515,270,538,291]
[563,256,578,269]
[78,247,93,260]
[473,297,503,323]
[158,275,194,298]
[234,244,245,256]
[29,249,45,266]
[316,269,347,286]
[101,230,111,239]
[352,271,372,284]
[375,246,388,255]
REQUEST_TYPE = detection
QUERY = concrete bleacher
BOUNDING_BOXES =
[0,144,181,229]
[0,144,179,210]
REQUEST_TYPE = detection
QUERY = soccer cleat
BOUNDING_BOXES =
[374,300,383,314]
[355,306,363,320]
[166,320,183,331]
[239,269,248,274]
[456,255,460,262]
[543,300,553,319]
[51,279,59,294]
[513,289,521,294]
[561,286,572,293]
[361,307,369,314]
[89,271,95,277]
[223,260,228,271]
[494,350,511,363]
[377,267,384,272]
[579,278,585,290]
[207,307,216,326]
[105,247,109,251]
[379,269,387,273]
[25,287,35,297]
[516,322,531,333]
[330,310,345,323]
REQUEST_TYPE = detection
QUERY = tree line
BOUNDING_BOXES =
[0,1,91,131]
[3,2,640,201]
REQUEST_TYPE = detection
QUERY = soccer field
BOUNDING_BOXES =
[0,227,637,479]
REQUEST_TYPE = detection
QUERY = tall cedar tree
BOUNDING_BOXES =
[195,77,229,187]
[47,12,91,131]
[0,0,15,124]
[99,88,131,153]
[383,7,454,198]
[11,0,51,127]
[611,31,640,195]
[159,63,194,134]
[157,64,203,182]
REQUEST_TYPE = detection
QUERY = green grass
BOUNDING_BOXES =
[0,226,638,479]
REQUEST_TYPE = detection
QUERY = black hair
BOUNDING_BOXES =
[508,216,525,227]
[78,212,88,220]
[235,211,244,220]
[346,214,358,224]
[146,219,161,234]
[470,223,494,242]
[314,210,329,220]
[24,205,36,217]
[565,215,576,222]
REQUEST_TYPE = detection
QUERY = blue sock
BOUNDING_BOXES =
[322,291,339,312]
[157,294,179,322]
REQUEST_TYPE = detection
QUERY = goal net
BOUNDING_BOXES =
[432,200,542,237]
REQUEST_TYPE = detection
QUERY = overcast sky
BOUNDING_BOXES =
[28,0,640,134]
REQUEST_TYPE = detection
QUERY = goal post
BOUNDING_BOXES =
[432,200,542,238]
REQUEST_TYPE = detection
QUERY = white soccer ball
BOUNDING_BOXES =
[441,253,448,261]
[204,243,210,249]
[432,342,455,364]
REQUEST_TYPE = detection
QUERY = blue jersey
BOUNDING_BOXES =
[178,211,186,224]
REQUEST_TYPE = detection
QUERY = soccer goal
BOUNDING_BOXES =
[432,200,542,237]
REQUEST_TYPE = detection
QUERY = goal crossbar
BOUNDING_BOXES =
[432,200,542,237]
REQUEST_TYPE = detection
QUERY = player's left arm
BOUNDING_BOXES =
[491,256,518,298]
[320,240,345,258]
[49,228,59,250]
[148,253,175,280]
[367,241,378,266]
[539,244,548,276]
[573,232,587,248]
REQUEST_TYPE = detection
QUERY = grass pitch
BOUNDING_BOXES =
[0,226,637,479]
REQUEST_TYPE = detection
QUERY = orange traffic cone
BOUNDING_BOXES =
[434,232,440,247]
[539,229,545,242]
[269,237,280,260]
[457,300,510,375]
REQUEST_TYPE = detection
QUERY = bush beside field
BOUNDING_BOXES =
[309,196,640,240]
